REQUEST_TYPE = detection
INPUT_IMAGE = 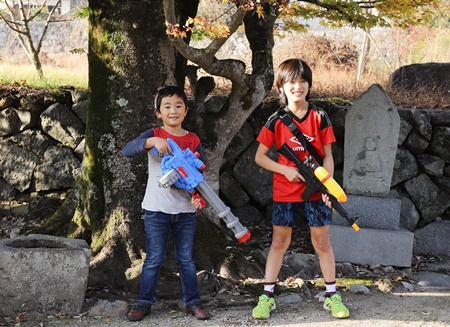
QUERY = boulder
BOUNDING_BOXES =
[390,62,450,93]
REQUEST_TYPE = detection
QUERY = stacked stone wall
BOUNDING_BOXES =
[0,86,449,257]
[0,20,88,64]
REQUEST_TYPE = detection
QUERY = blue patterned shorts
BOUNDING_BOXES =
[272,200,331,227]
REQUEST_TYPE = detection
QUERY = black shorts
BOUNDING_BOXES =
[272,200,331,227]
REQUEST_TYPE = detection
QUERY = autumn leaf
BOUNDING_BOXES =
[256,5,265,18]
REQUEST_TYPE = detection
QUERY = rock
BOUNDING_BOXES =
[348,284,371,295]
[390,62,450,93]
[414,272,450,287]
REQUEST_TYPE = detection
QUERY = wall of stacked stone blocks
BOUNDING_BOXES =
[0,20,88,61]
[0,19,449,257]
[0,87,449,255]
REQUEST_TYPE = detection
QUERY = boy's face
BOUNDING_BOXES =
[282,76,309,105]
[155,95,188,128]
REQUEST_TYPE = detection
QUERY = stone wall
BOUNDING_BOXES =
[0,86,449,257]
[0,19,88,63]
[0,87,87,218]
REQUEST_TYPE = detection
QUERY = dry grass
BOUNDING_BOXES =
[1,32,448,109]
[193,64,448,110]
[311,67,449,109]
[0,50,88,89]
[270,33,449,109]
[0,63,88,89]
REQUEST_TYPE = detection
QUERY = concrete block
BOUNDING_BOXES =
[329,225,413,267]
[0,234,92,317]
[333,195,401,230]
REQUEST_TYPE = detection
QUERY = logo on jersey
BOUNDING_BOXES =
[290,134,314,151]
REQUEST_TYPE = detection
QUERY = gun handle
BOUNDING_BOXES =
[192,191,206,207]
[301,187,315,201]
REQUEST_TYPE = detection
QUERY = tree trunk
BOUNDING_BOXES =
[83,0,177,289]
[165,1,277,198]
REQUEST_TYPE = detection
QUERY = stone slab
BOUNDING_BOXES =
[332,195,401,230]
[343,84,400,197]
[329,225,413,267]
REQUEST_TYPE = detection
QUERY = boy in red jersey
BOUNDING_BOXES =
[252,59,349,320]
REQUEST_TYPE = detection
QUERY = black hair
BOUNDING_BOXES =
[275,58,313,105]
[154,86,188,112]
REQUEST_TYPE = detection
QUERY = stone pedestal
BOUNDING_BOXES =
[330,225,413,267]
[331,195,414,267]
[334,85,413,267]
[333,195,401,230]
[0,234,92,317]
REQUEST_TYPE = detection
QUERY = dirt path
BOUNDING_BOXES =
[12,285,449,327]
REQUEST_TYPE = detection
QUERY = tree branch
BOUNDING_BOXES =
[36,0,61,54]
[27,0,49,21]
[0,16,25,34]
[164,0,247,83]
[205,7,246,55]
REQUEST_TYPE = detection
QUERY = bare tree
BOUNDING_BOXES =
[0,0,61,78]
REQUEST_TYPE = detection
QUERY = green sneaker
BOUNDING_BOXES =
[252,294,276,319]
[324,293,349,318]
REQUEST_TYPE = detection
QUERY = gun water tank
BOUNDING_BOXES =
[313,166,347,202]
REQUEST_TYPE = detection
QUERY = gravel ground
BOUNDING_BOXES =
[8,284,450,327]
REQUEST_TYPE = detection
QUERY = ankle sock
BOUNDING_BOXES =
[325,281,336,297]
[263,282,276,297]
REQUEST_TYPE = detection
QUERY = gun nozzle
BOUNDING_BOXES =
[237,230,251,243]
[352,223,360,232]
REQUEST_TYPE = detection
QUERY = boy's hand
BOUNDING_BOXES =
[147,137,171,154]
[191,195,205,210]
[283,166,305,183]
[322,194,333,209]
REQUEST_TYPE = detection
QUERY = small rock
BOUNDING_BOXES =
[88,300,129,317]
[277,293,303,305]
[401,281,415,291]
[375,278,394,293]
[348,284,371,295]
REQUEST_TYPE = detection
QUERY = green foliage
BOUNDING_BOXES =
[191,27,215,41]
[311,98,353,110]
[279,0,439,31]
[76,6,89,18]
[200,0,440,34]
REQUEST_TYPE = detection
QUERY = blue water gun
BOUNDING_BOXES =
[153,138,251,243]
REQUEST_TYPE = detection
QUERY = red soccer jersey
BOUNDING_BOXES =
[256,104,336,202]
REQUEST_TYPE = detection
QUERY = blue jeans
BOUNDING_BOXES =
[137,210,201,306]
